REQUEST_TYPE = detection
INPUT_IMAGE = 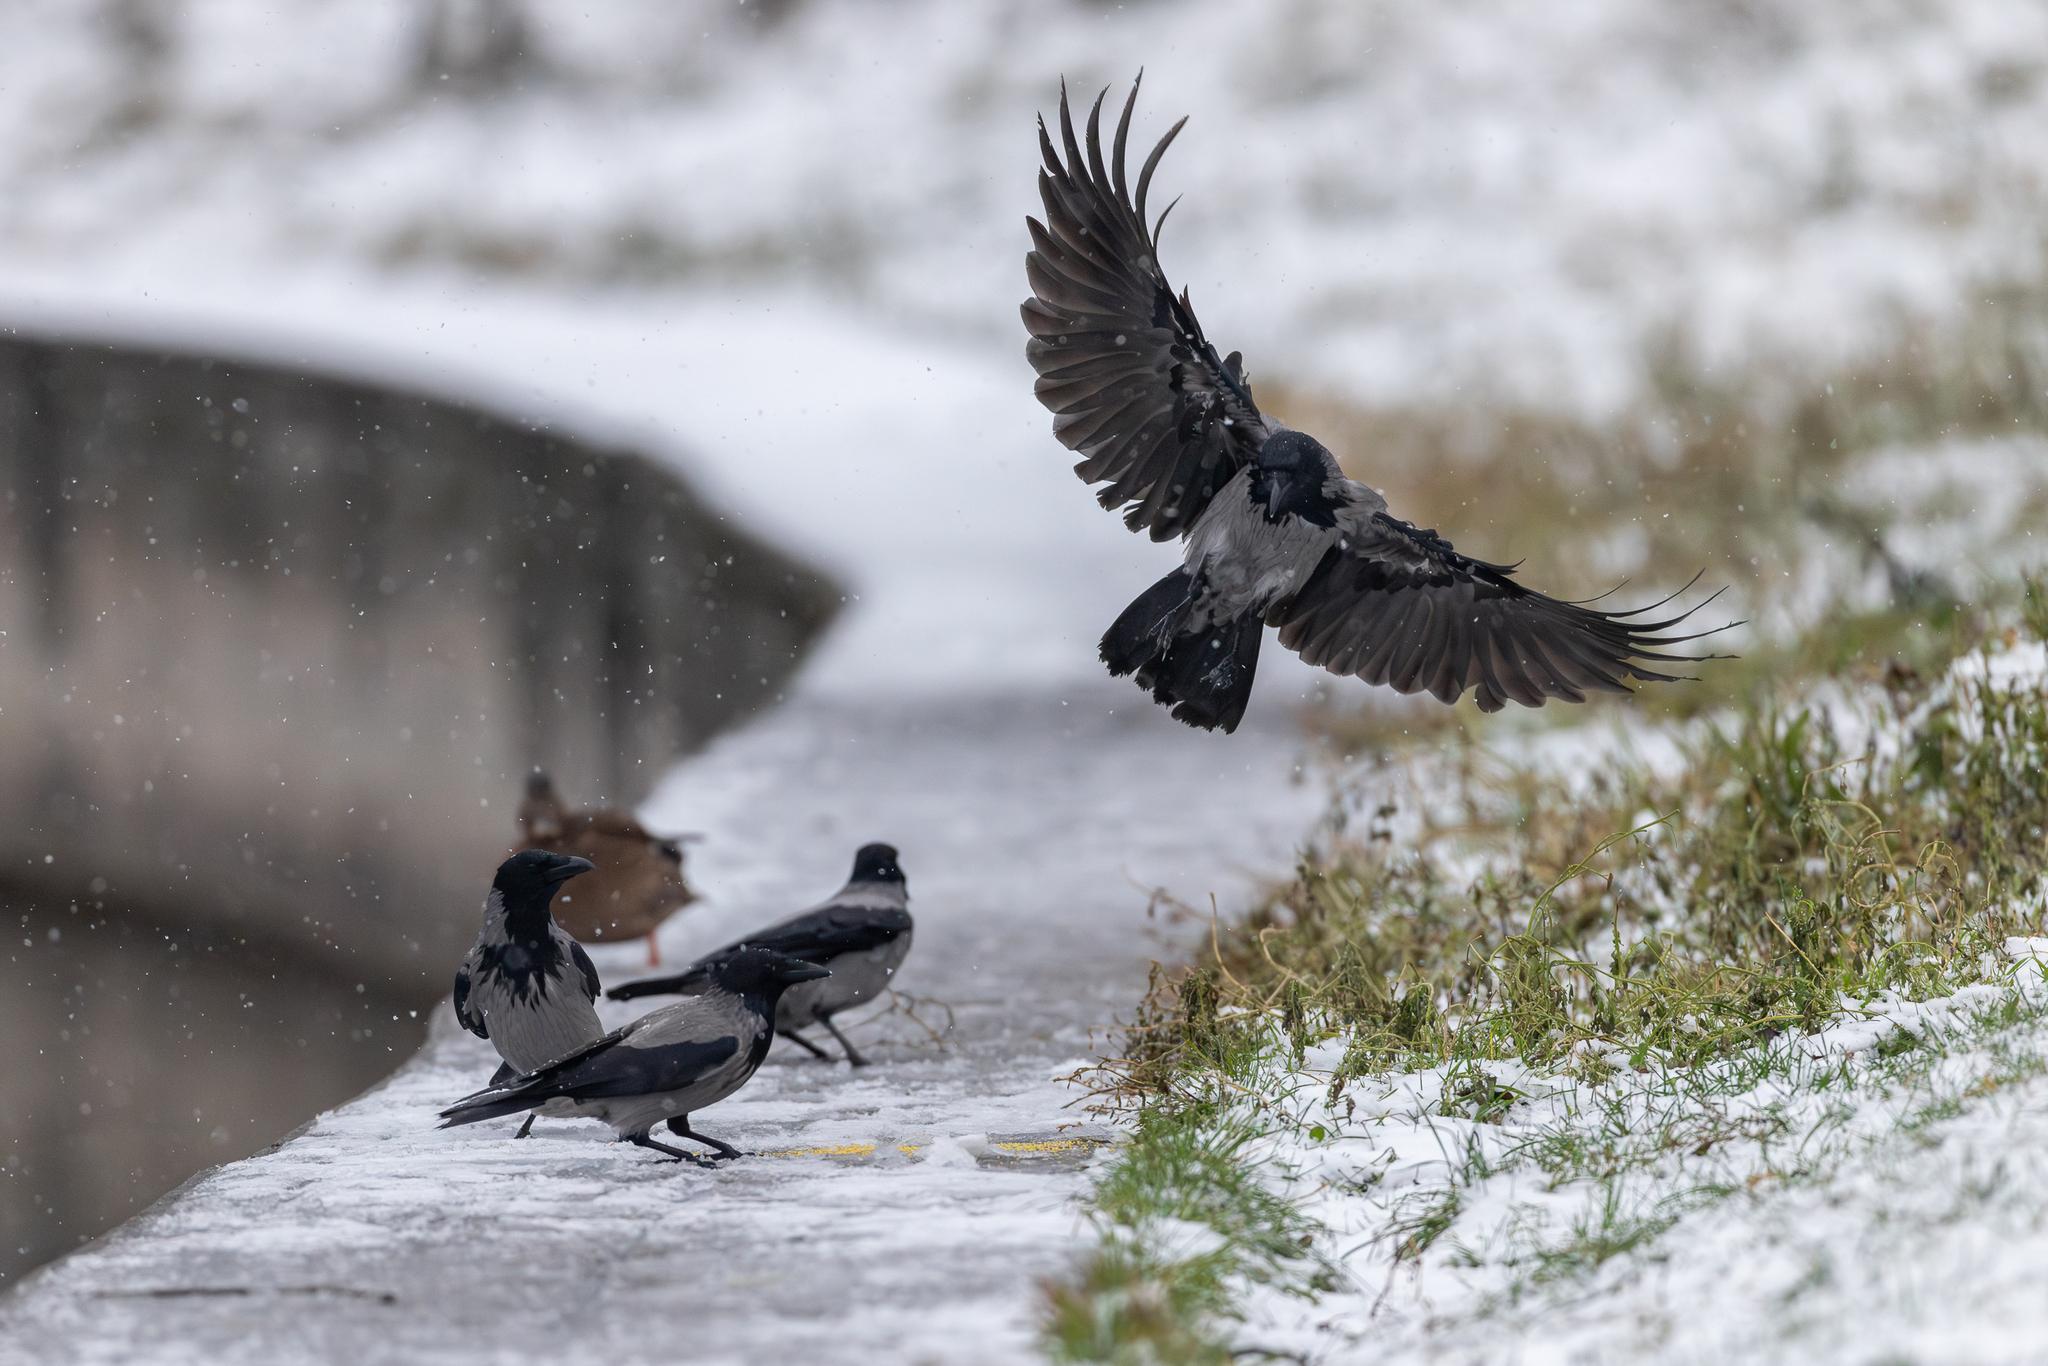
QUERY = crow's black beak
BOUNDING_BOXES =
[545,855,596,885]
[1265,474,1287,517]
[776,963,832,985]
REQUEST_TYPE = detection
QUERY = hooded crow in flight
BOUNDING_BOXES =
[607,843,911,1068]
[439,946,831,1165]
[454,849,606,1138]
[517,771,699,964]
[1023,79,1725,732]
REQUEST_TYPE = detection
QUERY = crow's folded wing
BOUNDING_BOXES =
[1269,512,1721,713]
[453,951,487,1039]
[605,906,908,1002]
[1023,78,1273,541]
[605,971,694,1002]
[442,1024,627,1115]
[737,904,913,962]
[570,940,602,1004]
[439,1025,738,1120]
[547,1034,740,1101]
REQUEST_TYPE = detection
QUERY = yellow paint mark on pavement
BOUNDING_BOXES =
[751,1134,1110,1161]
[756,1142,879,1159]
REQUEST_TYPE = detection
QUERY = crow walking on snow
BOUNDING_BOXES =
[1023,80,1727,732]
[440,947,830,1165]
[608,843,912,1068]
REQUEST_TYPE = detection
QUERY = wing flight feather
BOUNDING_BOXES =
[1023,78,1272,540]
[1271,512,1728,712]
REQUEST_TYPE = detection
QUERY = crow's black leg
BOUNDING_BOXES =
[667,1116,743,1161]
[629,1133,714,1167]
[817,1012,870,1068]
[778,1028,832,1060]
[514,1113,536,1140]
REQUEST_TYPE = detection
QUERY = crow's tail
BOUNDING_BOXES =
[1100,568,1195,677]
[439,1087,546,1128]
[1101,570,1262,734]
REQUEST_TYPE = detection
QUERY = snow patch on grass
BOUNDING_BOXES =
[1248,954,2048,1362]
[1047,621,2048,1362]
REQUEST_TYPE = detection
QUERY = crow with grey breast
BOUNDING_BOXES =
[608,843,911,1068]
[1023,79,1729,733]
[454,849,606,1139]
[439,946,830,1165]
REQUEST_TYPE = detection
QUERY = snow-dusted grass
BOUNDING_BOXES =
[1076,953,2048,1363]
[1045,620,2048,1362]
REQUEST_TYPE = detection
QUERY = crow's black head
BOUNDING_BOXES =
[1254,430,1333,474]
[681,945,832,1003]
[495,848,595,909]
[849,842,905,886]
[1249,431,1341,526]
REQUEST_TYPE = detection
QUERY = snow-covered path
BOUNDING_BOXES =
[0,687,1324,1365]
[0,248,1341,1361]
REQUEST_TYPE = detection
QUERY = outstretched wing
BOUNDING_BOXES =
[1023,78,1274,542]
[1270,512,1725,713]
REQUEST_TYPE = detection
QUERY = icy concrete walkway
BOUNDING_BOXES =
[0,687,1327,1365]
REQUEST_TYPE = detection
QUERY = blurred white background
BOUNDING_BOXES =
[6,0,2048,703]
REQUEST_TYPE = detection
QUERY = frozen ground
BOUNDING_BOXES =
[0,685,1328,1365]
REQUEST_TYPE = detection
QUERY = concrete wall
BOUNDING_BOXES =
[0,335,839,1282]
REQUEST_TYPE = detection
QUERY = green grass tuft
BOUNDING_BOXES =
[1040,1106,1334,1364]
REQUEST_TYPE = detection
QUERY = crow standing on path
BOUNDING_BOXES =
[608,843,912,1068]
[518,771,698,964]
[1023,80,1725,732]
[440,947,831,1165]
[454,849,607,1139]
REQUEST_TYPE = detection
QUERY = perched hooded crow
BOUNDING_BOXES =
[454,849,606,1138]
[1023,80,1726,733]
[517,770,699,964]
[439,946,831,1165]
[607,843,912,1068]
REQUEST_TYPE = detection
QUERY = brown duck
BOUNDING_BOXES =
[515,771,699,964]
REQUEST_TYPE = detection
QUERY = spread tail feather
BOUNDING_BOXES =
[1145,612,1262,733]
[1102,570,1263,733]
[1100,568,1195,676]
